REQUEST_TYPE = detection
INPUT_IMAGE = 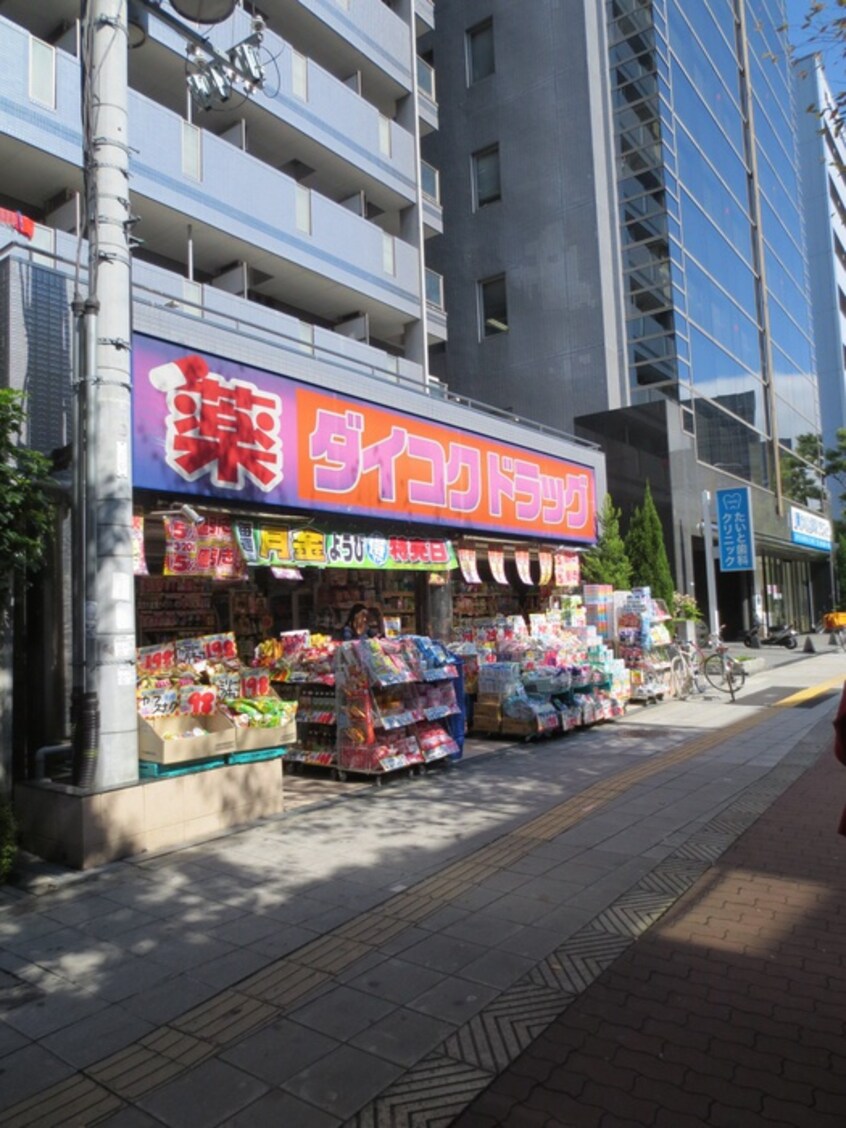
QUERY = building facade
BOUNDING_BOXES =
[796,52,846,525]
[0,0,604,804]
[424,0,832,636]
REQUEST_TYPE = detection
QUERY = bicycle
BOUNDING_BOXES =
[668,639,707,699]
[700,635,746,697]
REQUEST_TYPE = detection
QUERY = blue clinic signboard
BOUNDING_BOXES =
[716,487,755,572]
[789,506,832,551]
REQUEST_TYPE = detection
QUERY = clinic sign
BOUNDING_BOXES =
[716,487,754,572]
[132,335,597,541]
[790,506,832,551]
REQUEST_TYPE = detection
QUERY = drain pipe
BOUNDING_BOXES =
[71,297,101,791]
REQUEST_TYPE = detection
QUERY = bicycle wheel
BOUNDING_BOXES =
[703,653,732,692]
[670,655,692,700]
[726,660,746,694]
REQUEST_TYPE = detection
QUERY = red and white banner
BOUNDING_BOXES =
[488,549,508,585]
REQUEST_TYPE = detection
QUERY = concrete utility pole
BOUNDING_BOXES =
[81,0,138,788]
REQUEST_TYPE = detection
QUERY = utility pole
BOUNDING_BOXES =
[701,490,720,638]
[77,0,138,788]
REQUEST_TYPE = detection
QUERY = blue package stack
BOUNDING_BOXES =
[446,655,465,758]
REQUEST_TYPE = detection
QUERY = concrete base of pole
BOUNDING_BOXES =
[803,635,816,654]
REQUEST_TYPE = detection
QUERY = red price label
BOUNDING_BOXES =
[240,673,271,699]
[202,633,238,661]
[137,644,176,676]
[179,686,217,716]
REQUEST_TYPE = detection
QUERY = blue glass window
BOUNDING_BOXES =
[689,326,765,425]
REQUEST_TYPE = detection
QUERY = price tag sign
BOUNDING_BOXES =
[210,670,241,701]
[137,643,177,677]
[240,671,271,699]
[179,685,218,716]
[137,687,178,718]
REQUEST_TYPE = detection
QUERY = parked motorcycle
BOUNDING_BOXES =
[742,624,798,649]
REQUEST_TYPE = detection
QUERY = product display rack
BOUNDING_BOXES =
[136,576,218,641]
[275,678,337,770]
[335,637,461,782]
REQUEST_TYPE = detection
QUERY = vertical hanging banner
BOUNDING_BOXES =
[715,487,754,572]
[458,547,482,584]
[554,552,580,588]
[132,515,148,576]
[488,548,508,584]
[515,550,533,585]
[538,551,553,586]
[163,518,247,580]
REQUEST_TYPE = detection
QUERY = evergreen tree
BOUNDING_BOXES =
[580,494,632,590]
[625,481,674,608]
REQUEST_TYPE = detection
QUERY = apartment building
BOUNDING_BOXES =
[424,0,832,636]
[0,0,604,810]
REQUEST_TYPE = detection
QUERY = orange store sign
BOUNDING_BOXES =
[134,335,596,541]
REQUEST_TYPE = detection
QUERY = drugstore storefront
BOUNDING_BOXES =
[131,333,606,649]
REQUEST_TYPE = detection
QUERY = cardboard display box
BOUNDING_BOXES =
[500,716,539,737]
[233,720,297,751]
[138,712,237,765]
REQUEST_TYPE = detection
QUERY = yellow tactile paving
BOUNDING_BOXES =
[3,1077,122,1128]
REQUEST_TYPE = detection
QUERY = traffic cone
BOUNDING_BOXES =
[803,635,815,653]
[830,632,840,647]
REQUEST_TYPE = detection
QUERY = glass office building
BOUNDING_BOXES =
[425,0,830,632]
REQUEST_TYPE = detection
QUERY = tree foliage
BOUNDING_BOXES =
[0,389,55,612]
[625,481,675,608]
[780,432,824,507]
[824,426,846,509]
[580,494,632,591]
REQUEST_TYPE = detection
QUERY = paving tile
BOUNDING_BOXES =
[480,893,558,926]
[288,984,396,1040]
[345,956,446,1004]
[1,984,108,1040]
[281,1043,404,1120]
[350,1005,454,1066]
[225,1089,341,1128]
[41,1004,154,1069]
[120,974,219,1026]
[407,975,499,1025]
[220,1016,340,1084]
[185,946,269,990]
[460,947,537,990]
[137,1057,269,1127]
[400,933,489,975]
[0,1041,76,1111]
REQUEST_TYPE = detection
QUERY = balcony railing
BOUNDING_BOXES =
[421,160,440,203]
[425,267,444,309]
[417,56,436,102]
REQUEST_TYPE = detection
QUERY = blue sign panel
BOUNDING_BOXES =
[716,487,755,572]
[789,506,832,551]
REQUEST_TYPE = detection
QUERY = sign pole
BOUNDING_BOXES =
[702,490,720,638]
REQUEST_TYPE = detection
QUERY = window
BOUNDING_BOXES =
[472,145,501,208]
[467,19,494,84]
[479,275,508,336]
[29,37,55,108]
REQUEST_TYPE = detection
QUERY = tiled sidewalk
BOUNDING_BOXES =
[455,715,846,1127]
[0,660,843,1127]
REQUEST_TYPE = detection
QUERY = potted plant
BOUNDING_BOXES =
[672,591,702,644]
